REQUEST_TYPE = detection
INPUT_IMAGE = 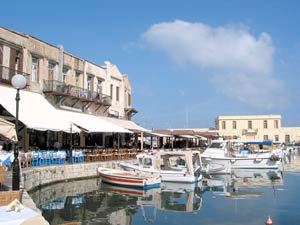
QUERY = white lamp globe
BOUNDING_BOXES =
[11,74,27,89]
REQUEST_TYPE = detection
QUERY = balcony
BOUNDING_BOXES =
[43,80,112,106]
[0,66,30,87]
[242,129,258,135]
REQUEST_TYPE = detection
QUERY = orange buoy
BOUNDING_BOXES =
[265,215,272,225]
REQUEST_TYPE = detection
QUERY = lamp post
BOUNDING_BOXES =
[69,122,73,163]
[11,74,27,190]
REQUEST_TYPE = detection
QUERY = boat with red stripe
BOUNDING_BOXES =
[98,167,161,190]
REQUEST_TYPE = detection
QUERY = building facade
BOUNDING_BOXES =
[215,115,300,143]
[0,26,140,150]
[0,26,136,119]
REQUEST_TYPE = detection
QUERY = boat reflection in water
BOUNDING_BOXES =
[202,168,283,199]
[30,168,285,225]
[137,182,203,214]
[30,177,203,225]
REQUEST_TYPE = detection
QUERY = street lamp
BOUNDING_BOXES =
[11,74,27,190]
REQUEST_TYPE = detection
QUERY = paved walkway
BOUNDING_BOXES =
[2,169,49,225]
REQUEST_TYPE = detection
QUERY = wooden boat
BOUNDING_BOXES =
[120,150,203,183]
[97,167,161,190]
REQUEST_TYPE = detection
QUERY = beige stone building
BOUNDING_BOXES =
[0,26,136,119]
[0,26,146,150]
[215,115,300,143]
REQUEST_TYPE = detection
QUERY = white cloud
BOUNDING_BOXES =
[142,20,289,108]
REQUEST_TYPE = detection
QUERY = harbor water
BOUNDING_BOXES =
[29,151,300,225]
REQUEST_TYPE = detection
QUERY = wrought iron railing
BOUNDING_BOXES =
[43,80,112,106]
[0,65,30,86]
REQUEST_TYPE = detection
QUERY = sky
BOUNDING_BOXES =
[1,0,300,129]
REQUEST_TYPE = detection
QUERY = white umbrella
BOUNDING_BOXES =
[0,118,17,143]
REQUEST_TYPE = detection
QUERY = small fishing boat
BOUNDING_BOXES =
[120,150,203,183]
[97,167,161,190]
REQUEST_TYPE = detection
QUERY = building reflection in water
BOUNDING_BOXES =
[29,168,284,225]
[30,177,204,225]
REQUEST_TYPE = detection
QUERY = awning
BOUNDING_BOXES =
[57,110,132,133]
[149,132,173,137]
[102,117,150,133]
[176,135,197,139]
[0,85,80,133]
[194,135,208,140]
[0,118,17,142]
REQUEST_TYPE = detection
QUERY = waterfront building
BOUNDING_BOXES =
[0,26,147,151]
[162,115,300,147]
[215,115,300,143]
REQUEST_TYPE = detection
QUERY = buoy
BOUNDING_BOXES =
[225,192,232,197]
[265,215,272,225]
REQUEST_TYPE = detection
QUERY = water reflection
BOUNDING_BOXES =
[29,169,284,225]
[28,150,300,225]
[203,169,283,199]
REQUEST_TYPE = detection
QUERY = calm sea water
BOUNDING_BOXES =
[30,152,300,225]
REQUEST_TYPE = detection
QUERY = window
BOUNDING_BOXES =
[285,135,290,143]
[232,121,237,129]
[15,50,22,72]
[275,135,279,142]
[128,93,131,106]
[263,135,268,141]
[274,120,279,129]
[222,121,226,130]
[263,120,268,129]
[248,121,252,129]
[116,86,119,101]
[86,74,94,94]
[63,66,69,83]
[110,84,113,98]
[0,44,3,66]
[75,71,81,87]
[97,79,102,93]
[48,61,56,81]
[31,56,39,82]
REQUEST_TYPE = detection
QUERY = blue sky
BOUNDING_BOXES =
[1,0,300,129]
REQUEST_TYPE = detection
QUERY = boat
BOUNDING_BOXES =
[97,167,161,190]
[201,140,283,171]
[119,150,203,183]
[100,182,159,197]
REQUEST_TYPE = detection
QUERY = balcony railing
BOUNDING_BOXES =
[242,129,258,135]
[0,65,30,87]
[43,80,112,106]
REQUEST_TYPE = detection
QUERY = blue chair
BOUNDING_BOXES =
[31,151,39,166]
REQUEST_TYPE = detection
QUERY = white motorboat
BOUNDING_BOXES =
[120,150,203,183]
[201,140,283,171]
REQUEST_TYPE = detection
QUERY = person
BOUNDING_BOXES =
[54,141,60,150]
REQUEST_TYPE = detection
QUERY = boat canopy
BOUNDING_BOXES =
[246,141,273,146]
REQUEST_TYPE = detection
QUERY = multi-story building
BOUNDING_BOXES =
[0,26,145,150]
[215,115,300,143]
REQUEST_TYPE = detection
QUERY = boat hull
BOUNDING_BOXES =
[98,167,161,190]
[120,162,202,183]
[201,155,282,170]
